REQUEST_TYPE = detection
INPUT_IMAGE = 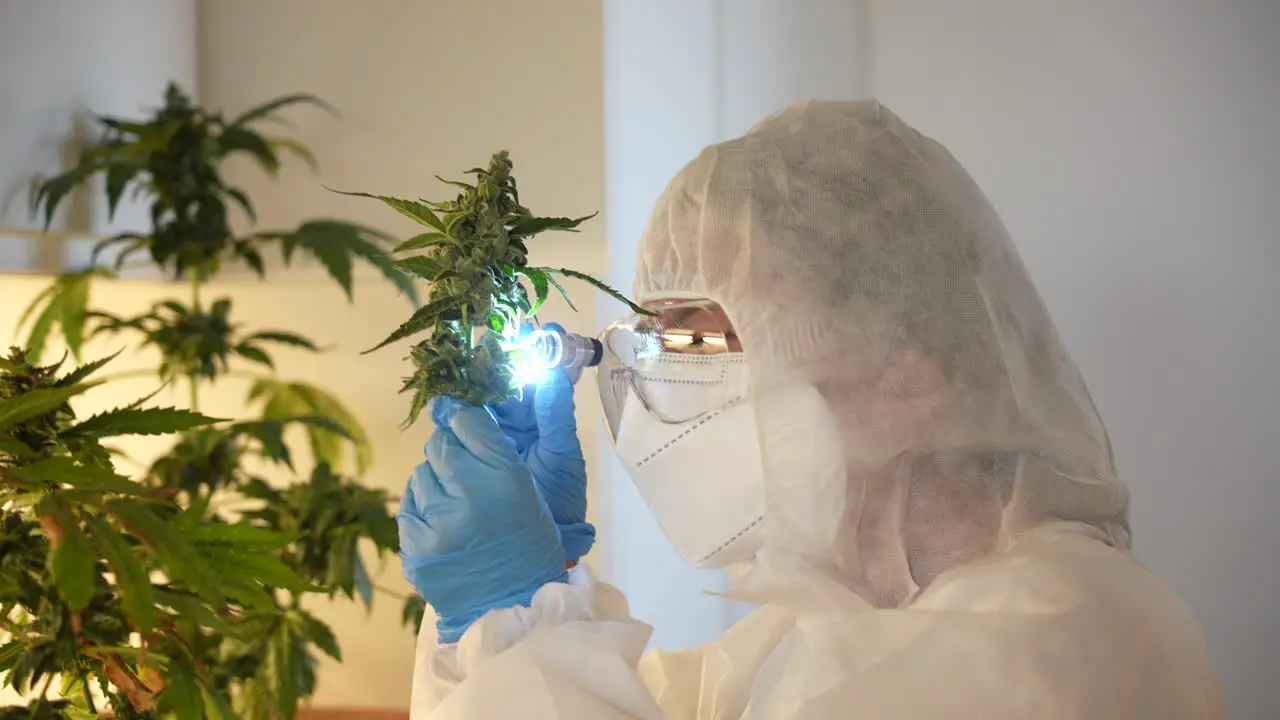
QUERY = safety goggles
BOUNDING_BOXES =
[596,299,749,440]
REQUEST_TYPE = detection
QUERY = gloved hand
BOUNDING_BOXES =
[489,342,596,564]
[398,396,568,644]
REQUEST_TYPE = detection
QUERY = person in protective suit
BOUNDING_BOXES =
[397,99,1226,718]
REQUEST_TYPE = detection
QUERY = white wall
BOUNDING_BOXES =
[602,0,868,650]
[869,2,1278,716]
[0,0,196,269]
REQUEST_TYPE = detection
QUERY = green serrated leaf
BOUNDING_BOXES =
[401,595,427,629]
[234,342,275,369]
[57,349,123,386]
[108,501,224,603]
[543,273,578,312]
[32,164,95,230]
[155,590,229,633]
[186,522,292,550]
[521,268,550,315]
[508,212,597,238]
[66,406,223,439]
[292,610,342,661]
[357,497,398,549]
[269,136,320,173]
[104,162,135,220]
[365,297,456,353]
[160,661,203,720]
[13,457,142,493]
[220,127,281,175]
[85,513,156,633]
[228,419,292,467]
[337,225,420,303]
[39,497,96,611]
[269,623,301,720]
[57,272,92,358]
[534,266,656,315]
[226,186,257,222]
[0,436,34,459]
[326,190,447,232]
[325,529,358,596]
[434,175,474,191]
[242,330,320,351]
[203,543,312,592]
[392,232,452,254]
[92,232,147,268]
[17,283,60,364]
[287,219,418,304]
[229,92,336,128]
[0,381,101,431]
[286,222,355,298]
[16,279,57,333]
[250,380,371,475]
[199,676,238,720]
[237,241,268,277]
[394,255,443,280]
[352,552,374,610]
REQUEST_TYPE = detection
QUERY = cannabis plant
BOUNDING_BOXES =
[12,83,415,718]
[29,83,414,295]
[0,347,310,720]
[341,151,648,425]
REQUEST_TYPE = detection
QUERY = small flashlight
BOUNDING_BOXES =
[527,324,602,384]
[509,323,602,386]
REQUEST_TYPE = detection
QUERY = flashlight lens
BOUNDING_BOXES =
[510,329,556,387]
[531,329,564,367]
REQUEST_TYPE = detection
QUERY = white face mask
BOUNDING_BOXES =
[603,354,767,568]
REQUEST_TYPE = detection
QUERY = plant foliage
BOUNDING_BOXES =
[9,84,416,719]
[27,82,417,297]
[338,151,649,424]
[0,348,277,719]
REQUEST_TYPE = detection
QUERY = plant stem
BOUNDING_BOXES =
[188,375,199,412]
[29,672,55,719]
[188,268,203,412]
[97,368,160,383]
[374,585,409,601]
[227,370,274,382]
[82,675,97,715]
[190,268,202,309]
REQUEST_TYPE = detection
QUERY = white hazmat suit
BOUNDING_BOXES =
[410,100,1225,718]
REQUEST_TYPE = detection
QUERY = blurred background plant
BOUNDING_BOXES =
[4,83,419,719]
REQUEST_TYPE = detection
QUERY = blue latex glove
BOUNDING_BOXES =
[489,341,595,563]
[398,396,568,644]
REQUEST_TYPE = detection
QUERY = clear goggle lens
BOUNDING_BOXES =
[596,299,747,439]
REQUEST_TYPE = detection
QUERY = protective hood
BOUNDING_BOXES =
[634,99,1130,609]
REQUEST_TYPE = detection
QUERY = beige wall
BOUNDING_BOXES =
[1,0,604,710]
[198,0,607,708]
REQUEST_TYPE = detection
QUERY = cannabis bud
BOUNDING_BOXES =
[337,151,650,425]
